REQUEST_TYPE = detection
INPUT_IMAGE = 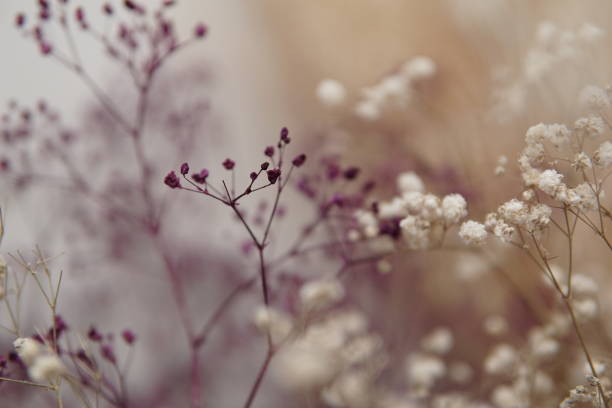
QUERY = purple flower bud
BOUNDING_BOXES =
[180,162,189,175]
[250,172,258,180]
[15,13,25,27]
[222,158,235,170]
[88,327,103,342]
[122,330,136,345]
[75,7,85,22]
[260,162,269,170]
[343,166,360,180]
[194,23,207,38]
[292,154,306,167]
[164,171,181,189]
[101,344,116,364]
[267,168,281,184]
[192,169,209,184]
[40,42,53,55]
[264,146,274,157]
[280,127,290,143]
[103,3,113,15]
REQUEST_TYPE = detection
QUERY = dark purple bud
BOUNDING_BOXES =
[75,7,85,22]
[15,13,25,27]
[88,327,103,342]
[330,193,344,207]
[124,0,144,13]
[122,330,135,345]
[101,345,116,364]
[371,201,379,214]
[32,334,44,344]
[180,162,189,175]
[164,171,181,189]
[76,349,94,368]
[267,168,281,184]
[362,180,376,193]
[379,219,401,240]
[103,3,113,15]
[54,315,68,334]
[194,23,207,38]
[250,172,258,180]
[343,166,360,180]
[280,127,290,143]
[40,42,53,55]
[222,158,235,170]
[191,169,209,184]
[264,146,274,157]
[292,154,306,167]
[327,163,340,180]
[260,162,269,170]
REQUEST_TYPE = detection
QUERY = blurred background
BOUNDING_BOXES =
[0,0,611,407]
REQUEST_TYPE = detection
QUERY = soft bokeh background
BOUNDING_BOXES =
[1,1,612,407]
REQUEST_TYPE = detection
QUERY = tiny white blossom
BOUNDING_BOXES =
[253,306,293,345]
[484,316,508,337]
[578,23,605,42]
[537,169,564,196]
[421,328,454,355]
[397,172,425,194]
[300,278,345,311]
[14,338,41,366]
[402,56,436,80]
[355,100,380,121]
[441,194,467,225]
[316,79,347,107]
[575,116,605,139]
[579,85,610,110]
[459,221,487,246]
[484,344,518,374]
[28,354,65,383]
[405,353,446,388]
[594,141,612,167]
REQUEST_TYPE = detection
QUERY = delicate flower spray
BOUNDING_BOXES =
[0,2,611,408]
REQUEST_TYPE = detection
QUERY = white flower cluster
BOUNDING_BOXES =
[316,79,348,108]
[355,172,468,250]
[271,307,385,401]
[404,327,474,398]
[13,337,65,383]
[354,56,436,121]
[490,22,605,122]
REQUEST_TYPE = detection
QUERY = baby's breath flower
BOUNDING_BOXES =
[575,115,605,139]
[441,194,467,225]
[421,327,454,355]
[537,169,564,196]
[253,306,293,345]
[405,353,446,388]
[484,315,509,337]
[484,344,518,375]
[299,278,345,311]
[28,354,65,383]
[572,152,592,171]
[402,56,437,80]
[355,100,380,121]
[316,79,347,107]
[13,337,41,366]
[458,220,487,246]
[579,85,610,110]
[397,172,425,194]
[594,140,612,167]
